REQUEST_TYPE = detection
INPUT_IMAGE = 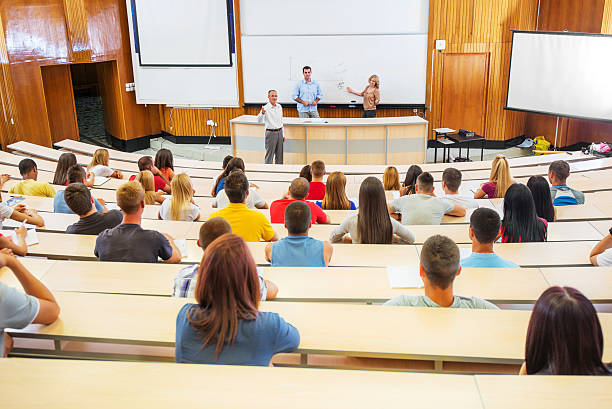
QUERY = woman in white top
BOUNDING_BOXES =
[88,149,123,179]
[158,173,200,221]
[330,177,414,244]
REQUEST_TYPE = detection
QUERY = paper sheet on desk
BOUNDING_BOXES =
[105,203,119,211]
[1,229,39,246]
[173,239,187,258]
[387,266,424,288]
[2,219,36,229]
[93,176,109,186]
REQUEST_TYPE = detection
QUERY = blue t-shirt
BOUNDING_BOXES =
[175,304,300,366]
[315,200,357,210]
[215,178,226,195]
[271,235,326,267]
[54,190,104,214]
[461,252,519,268]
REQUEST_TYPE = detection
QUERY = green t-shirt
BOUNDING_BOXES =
[383,294,499,309]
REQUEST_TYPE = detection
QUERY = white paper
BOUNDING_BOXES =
[173,239,187,258]
[433,128,456,133]
[105,203,119,211]
[93,176,110,186]
[1,229,39,246]
[459,247,472,260]
[2,219,36,229]
[386,266,424,289]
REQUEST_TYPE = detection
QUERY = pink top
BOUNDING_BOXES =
[481,181,498,198]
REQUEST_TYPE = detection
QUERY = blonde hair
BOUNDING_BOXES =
[382,166,401,190]
[321,171,351,210]
[116,181,144,214]
[169,173,193,221]
[369,74,380,89]
[89,148,109,170]
[135,170,157,205]
[490,155,513,198]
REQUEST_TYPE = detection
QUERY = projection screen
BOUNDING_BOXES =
[505,31,612,122]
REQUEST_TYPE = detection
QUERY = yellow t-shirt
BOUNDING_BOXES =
[209,203,275,242]
[9,179,55,198]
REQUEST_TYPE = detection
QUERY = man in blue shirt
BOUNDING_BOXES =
[461,208,519,268]
[292,66,322,118]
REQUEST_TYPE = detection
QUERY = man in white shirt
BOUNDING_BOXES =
[440,167,478,208]
[257,90,284,164]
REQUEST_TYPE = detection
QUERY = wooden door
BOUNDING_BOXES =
[41,64,79,143]
[440,53,489,137]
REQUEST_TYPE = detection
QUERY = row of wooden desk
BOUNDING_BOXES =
[4,358,610,409]
[2,258,611,304]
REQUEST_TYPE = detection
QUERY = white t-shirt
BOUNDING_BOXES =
[389,194,455,225]
[0,202,14,229]
[439,193,478,209]
[597,248,612,267]
[213,188,266,209]
[89,165,114,177]
[159,198,200,221]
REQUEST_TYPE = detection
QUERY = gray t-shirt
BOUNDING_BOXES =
[329,214,415,244]
[390,194,455,225]
[383,294,499,309]
[0,282,40,355]
[94,223,173,263]
[66,210,123,235]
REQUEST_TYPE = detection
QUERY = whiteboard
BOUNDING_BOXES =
[240,0,428,35]
[506,31,612,121]
[134,0,231,66]
[126,0,239,107]
[241,35,428,105]
[240,0,429,105]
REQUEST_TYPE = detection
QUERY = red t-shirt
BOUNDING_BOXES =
[129,174,167,192]
[270,199,328,224]
[305,181,326,200]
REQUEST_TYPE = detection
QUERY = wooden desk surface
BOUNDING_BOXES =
[540,267,612,303]
[1,358,484,409]
[475,375,612,409]
[0,257,56,290]
[25,259,548,303]
[18,291,610,364]
[589,220,612,237]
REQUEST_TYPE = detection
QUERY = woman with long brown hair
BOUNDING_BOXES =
[54,152,94,186]
[382,166,401,191]
[317,171,356,210]
[211,157,243,197]
[175,234,299,365]
[329,177,414,244]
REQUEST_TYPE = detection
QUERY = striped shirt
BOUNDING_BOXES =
[173,265,268,300]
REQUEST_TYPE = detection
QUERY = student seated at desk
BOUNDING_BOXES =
[1,252,60,357]
[461,208,518,268]
[158,173,200,222]
[527,176,556,222]
[548,160,585,205]
[211,156,238,197]
[209,172,278,242]
[213,170,267,210]
[331,177,414,244]
[174,217,278,300]
[135,171,165,205]
[400,165,421,196]
[383,166,401,191]
[154,148,175,183]
[175,234,299,366]
[384,235,498,309]
[271,177,328,224]
[64,183,122,235]
[316,171,356,210]
[501,184,547,243]
[439,168,478,209]
[589,227,612,266]
[305,160,326,200]
[299,164,312,182]
[0,176,44,229]
[8,159,55,198]
[128,156,170,194]
[474,155,513,199]
[87,148,123,179]
[95,181,181,263]
[266,201,332,267]
[53,152,93,187]
[54,165,106,214]
[520,286,610,375]
[389,172,465,225]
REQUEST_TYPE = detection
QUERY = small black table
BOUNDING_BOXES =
[446,133,486,162]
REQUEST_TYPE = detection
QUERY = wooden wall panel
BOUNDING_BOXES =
[441,53,489,136]
[426,0,538,142]
[41,64,79,143]
[62,0,92,62]
[0,13,18,148]
[524,0,610,147]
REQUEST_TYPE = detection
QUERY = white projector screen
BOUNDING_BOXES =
[506,31,612,121]
[240,0,429,105]
[133,0,231,66]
